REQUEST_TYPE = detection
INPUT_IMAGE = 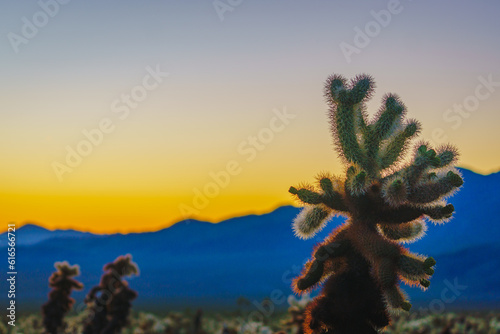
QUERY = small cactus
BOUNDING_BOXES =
[83,254,139,334]
[41,261,83,334]
[290,74,463,333]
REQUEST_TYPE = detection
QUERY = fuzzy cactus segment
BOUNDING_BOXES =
[290,74,463,334]
[379,220,426,243]
[292,206,331,239]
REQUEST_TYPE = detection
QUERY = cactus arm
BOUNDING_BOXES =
[295,258,325,291]
[334,103,366,166]
[374,95,405,140]
[318,177,349,212]
[289,185,348,212]
[379,202,455,224]
[399,254,436,288]
[322,194,349,212]
[402,145,441,185]
[408,171,463,204]
[378,205,425,224]
[294,240,350,292]
[314,239,350,261]
[386,286,412,311]
[325,75,376,168]
[422,203,455,221]
[436,145,459,168]
[289,186,322,205]
[70,278,84,290]
[354,104,368,135]
[349,75,374,104]
[378,120,420,170]
[379,220,426,242]
[350,76,373,152]
[375,258,411,310]
[84,286,103,302]
[324,74,347,104]
[382,176,408,206]
[402,144,459,188]
[48,275,62,287]
[291,206,331,239]
[345,165,369,196]
[366,94,406,160]
[351,171,367,195]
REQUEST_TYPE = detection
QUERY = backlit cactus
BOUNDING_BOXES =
[290,74,463,333]
[41,261,83,334]
[83,254,139,334]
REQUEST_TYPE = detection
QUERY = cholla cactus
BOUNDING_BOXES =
[83,254,139,334]
[41,261,83,334]
[289,74,463,333]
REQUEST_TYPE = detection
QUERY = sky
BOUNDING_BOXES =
[1,1,499,233]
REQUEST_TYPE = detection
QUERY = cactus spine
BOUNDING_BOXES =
[290,74,463,333]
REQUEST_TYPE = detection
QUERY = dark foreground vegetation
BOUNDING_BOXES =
[4,309,500,334]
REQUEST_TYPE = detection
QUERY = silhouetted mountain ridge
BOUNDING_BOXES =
[2,168,499,311]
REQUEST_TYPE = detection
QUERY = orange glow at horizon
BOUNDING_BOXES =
[0,191,294,234]
[1,161,497,234]
[2,1,500,235]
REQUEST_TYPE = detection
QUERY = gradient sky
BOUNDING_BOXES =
[1,1,499,233]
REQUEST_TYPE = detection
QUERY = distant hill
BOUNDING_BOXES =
[0,224,96,248]
[2,168,499,312]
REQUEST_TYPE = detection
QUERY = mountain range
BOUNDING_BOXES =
[2,168,499,312]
